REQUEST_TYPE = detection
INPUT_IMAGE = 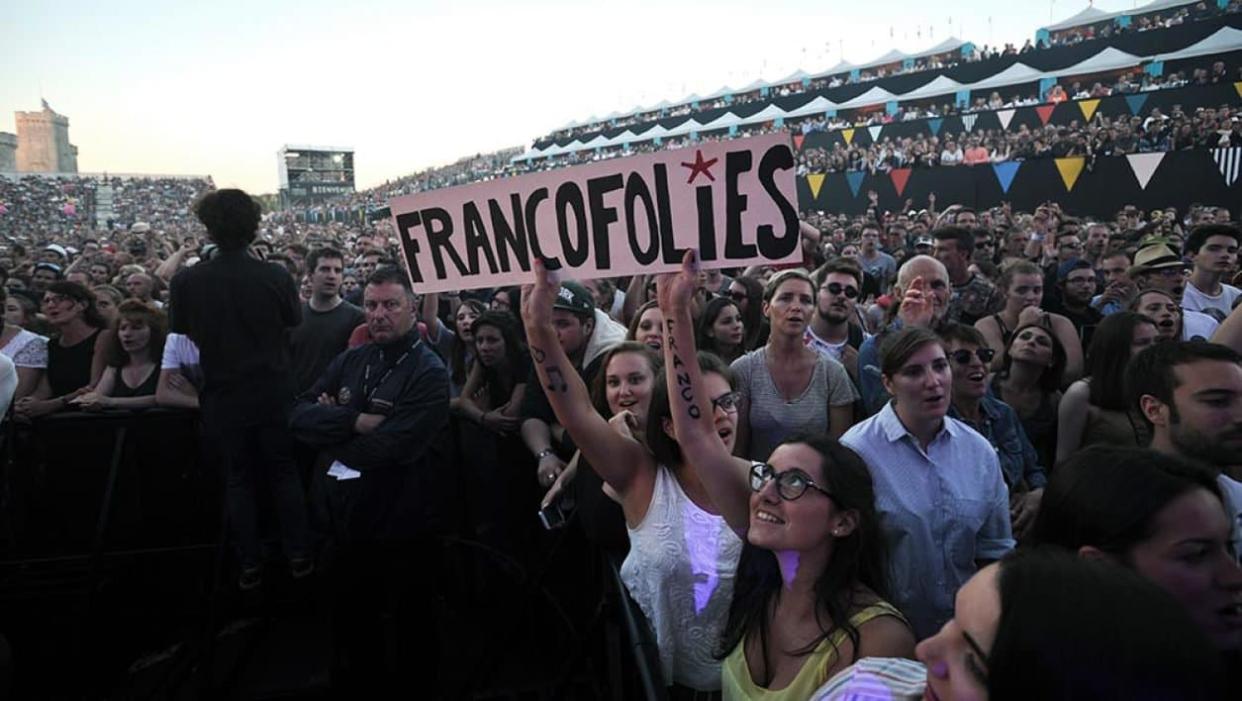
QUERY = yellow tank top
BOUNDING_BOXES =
[721,601,906,701]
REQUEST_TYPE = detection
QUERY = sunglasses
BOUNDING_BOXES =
[749,463,834,501]
[820,282,859,299]
[949,348,996,365]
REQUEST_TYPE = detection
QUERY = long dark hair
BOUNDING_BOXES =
[471,311,527,407]
[697,297,743,363]
[646,351,733,468]
[998,321,1066,393]
[449,299,487,387]
[989,547,1222,699]
[733,276,766,350]
[1085,312,1153,411]
[716,434,892,680]
[45,281,107,330]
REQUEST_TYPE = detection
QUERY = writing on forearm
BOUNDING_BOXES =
[664,318,701,419]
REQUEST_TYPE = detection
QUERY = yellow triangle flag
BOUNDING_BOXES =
[1055,157,1086,192]
[1077,99,1100,122]
[842,128,855,145]
[1235,81,1242,99]
[807,173,826,200]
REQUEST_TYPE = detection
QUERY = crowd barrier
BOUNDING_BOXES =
[796,147,1242,217]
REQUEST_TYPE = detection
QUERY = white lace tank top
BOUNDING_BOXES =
[620,464,743,691]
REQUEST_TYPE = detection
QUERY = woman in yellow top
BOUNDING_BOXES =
[656,253,915,700]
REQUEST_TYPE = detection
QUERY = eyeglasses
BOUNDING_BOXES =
[949,348,996,365]
[711,390,742,413]
[41,294,76,307]
[820,282,859,299]
[749,463,834,501]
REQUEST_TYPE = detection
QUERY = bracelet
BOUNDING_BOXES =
[536,448,556,461]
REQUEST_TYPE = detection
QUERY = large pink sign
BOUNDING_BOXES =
[388,133,800,292]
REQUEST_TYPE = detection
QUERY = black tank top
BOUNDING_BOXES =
[111,364,159,398]
[47,329,101,396]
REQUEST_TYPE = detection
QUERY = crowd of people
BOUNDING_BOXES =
[2,168,1241,697]
[1044,0,1241,48]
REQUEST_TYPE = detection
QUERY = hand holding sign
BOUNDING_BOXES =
[521,259,559,344]
[656,250,699,315]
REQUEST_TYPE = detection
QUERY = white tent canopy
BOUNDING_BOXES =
[838,86,898,109]
[665,119,704,137]
[784,96,838,118]
[1051,47,1143,77]
[739,104,789,125]
[898,75,965,102]
[699,112,744,131]
[1152,26,1242,61]
[1042,0,1198,33]
[961,62,1045,93]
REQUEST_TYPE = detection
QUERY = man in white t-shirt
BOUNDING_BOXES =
[1181,224,1241,323]
[1127,341,1242,564]
[155,332,202,409]
[806,258,869,384]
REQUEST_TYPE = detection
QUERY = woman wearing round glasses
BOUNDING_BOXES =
[656,253,914,700]
[521,261,743,695]
[730,270,857,462]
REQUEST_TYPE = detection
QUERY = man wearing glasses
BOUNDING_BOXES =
[806,258,869,384]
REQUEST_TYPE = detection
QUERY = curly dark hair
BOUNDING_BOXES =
[192,189,261,250]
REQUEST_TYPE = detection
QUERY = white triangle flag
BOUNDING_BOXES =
[1126,152,1165,190]
[868,125,882,142]
[997,109,1015,130]
[962,113,978,132]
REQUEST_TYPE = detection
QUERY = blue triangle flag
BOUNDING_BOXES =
[927,118,943,136]
[846,171,866,197]
[992,162,1021,194]
[1125,94,1148,116]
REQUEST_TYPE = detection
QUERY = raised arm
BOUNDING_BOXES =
[421,292,446,340]
[658,251,754,535]
[1055,380,1091,467]
[520,261,653,511]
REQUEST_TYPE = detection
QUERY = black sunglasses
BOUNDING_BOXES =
[820,282,859,299]
[949,348,996,365]
[749,463,834,501]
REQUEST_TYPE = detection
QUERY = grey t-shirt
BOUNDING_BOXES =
[731,347,858,461]
[290,300,365,393]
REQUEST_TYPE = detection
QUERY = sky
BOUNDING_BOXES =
[1,0,1153,194]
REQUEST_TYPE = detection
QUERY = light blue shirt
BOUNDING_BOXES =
[841,402,1015,640]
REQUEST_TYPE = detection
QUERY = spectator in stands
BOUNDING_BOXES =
[169,188,311,590]
[0,286,47,399]
[727,275,768,351]
[821,548,1224,700]
[1182,224,1242,323]
[582,277,625,321]
[975,261,1083,382]
[156,329,202,410]
[521,280,625,489]
[421,294,484,397]
[1048,260,1103,348]
[697,297,746,364]
[732,270,857,461]
[988,320,1065,472]
[941,323,1046,539]
[654,259,915,698]
[71,300,165,410]
[1033,446,1242,659]
[1132,288,1217,342]
[488,286,520,314]
[290,247,365,393]
[13,281,110,420]
[30,262,62,295]
[453,311,527,435]
[933,227,1003,325]
[521,259,742,693]
[1127,341,1242,560]
[1092,251,1137,316]
[1056,312,1157,465]
[806,258,868,381]
[625,299,664,351]
[856,224,896,294]
[124,271,161,309]
[841,326,1013,639]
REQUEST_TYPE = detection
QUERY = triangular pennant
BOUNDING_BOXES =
[997,109,1015,130]
[1235,82,1242,100]
[806,173,826,199]
[992,162,1021,194]
[889,168,911,197]
[1124,93,1148,116]
[842,128,855,145]
[1077,99,1100,122]
[1214,147,1242,187]
[868,125,882,142]
[927,118,943,136]
[793,134,805,151]
[846,171,866,197]
[1126,152,1165,190]
[961,113,978,132]
[1054,157,1086,192]
[1035,104,1056,125]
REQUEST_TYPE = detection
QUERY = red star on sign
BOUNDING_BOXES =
[680,149,718,184]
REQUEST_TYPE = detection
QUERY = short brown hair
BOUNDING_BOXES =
[105,300,167,368]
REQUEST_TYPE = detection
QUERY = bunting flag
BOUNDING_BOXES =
[868,125,883,142]
[1054,157,1086,192]
[846,171,866,197]
[1214,147,1242,187]
[890,168,912,197]
[1235,82,1242,99]
[927,118,943,136]
[1125,153,1165,190]
[992,162,1021,194]
[1125,93,1148,115]
[842,128,856,145]
[997,109,1015,130]
[1078,99,1100,122]
[793,134,805,151]
[807,173,826,199]
[1035,104,1056,125]
[961,113,978,132]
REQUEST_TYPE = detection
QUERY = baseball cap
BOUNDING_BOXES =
[43,243,68,259]
[914,236,934,248]
[554,281,595,316]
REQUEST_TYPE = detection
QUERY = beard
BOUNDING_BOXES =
[1169,418,1242,469]
[817,307,849,325]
